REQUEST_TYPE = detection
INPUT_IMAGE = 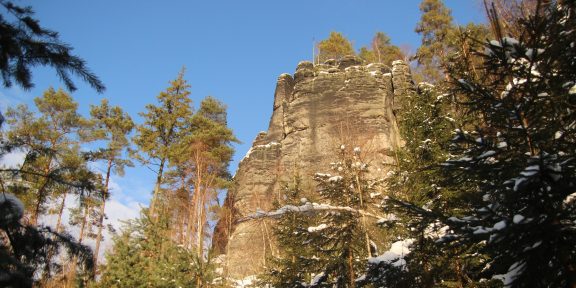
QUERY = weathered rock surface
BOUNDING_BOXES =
[212,56,414,280]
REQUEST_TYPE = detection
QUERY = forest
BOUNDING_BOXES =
[1,0,575,287]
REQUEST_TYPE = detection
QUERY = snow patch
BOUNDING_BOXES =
[234,275,257,287]
[493,220,507,231]
[368,239,414,268]
[493,261,526,287]
[328,176,343,182]
[0,193,24,225]
[377,214,398,224]
[307,223,328,233]
[513,214,525,224]
[564,192,576,204]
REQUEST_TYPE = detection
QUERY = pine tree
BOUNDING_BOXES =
[0,114,96,287]
[436,2,576,287]
[96,211,204,288]
[168,96,238,286]
[87,99,134,269]
[358,32,404,66]
[0,1,104,92]
[132,69,193,218]
[261,174,319,287]
[414,0,455,82]
[317,32,355,63]
[262,146,383,287]
[3,88,91,225]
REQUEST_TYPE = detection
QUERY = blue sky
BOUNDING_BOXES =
[1,1,485,212]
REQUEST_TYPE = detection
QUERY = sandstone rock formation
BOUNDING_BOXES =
[213,56,414,280]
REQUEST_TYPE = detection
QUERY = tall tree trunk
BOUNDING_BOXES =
[67,200,90,288]
[55,193,67,233]
[149,157,166,218]
[42,192,68,279]
[94,158,112,272]
[348,247,356,288]
[31,157,53,225]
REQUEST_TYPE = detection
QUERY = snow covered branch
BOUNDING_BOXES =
[237,202,384,223]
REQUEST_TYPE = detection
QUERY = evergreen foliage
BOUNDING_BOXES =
[2,88,95,225]
[414,0,455,82]
[261,175,319,287]
[0,114,96,287]
[132,69,193,217]
[263,146,382,287]
[317,32,355,63]
[370,1,576,287]
[97,211,206,288]
[358,32,405,66]
[437,2,576,286]
[0,1,105,92]
[87,99,134,267]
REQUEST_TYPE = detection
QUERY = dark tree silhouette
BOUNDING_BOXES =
[0,1,105,92]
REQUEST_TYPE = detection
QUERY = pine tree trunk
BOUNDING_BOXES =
[67,201,90,288]
[94,158,112,271]
[149,157,166,218]
[42,193,68,279]
[348,247,356,288]
[31,157,53,225]
[187,190,197,249]
[55,193,67,233]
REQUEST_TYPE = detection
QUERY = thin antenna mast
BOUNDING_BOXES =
[312,37,316,65]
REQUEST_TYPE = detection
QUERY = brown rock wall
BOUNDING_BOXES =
[213,56,414,280]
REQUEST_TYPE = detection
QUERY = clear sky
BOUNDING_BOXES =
[0,1,486,225]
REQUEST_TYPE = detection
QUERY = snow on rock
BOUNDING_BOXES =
[307,223,328,233]
[368,239,415,268]
[240,202,369,223]
[240,142,280,163]
[0,193,25,225]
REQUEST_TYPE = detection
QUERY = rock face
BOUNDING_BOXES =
[213,56,414,280]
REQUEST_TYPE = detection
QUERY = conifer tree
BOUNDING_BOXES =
[133,70,193,217]
[87,99,134,268]
[263,146,382,287]
[0,1,105,92]
[358,32,404,66]
[261,174,319,287]
[428,1,576,286]
[317,32,355,63]
[168,96,238,286]
[3,88,91,225]
[0,110,96,287]
[97,211,204,288]
[414,0,455,82]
